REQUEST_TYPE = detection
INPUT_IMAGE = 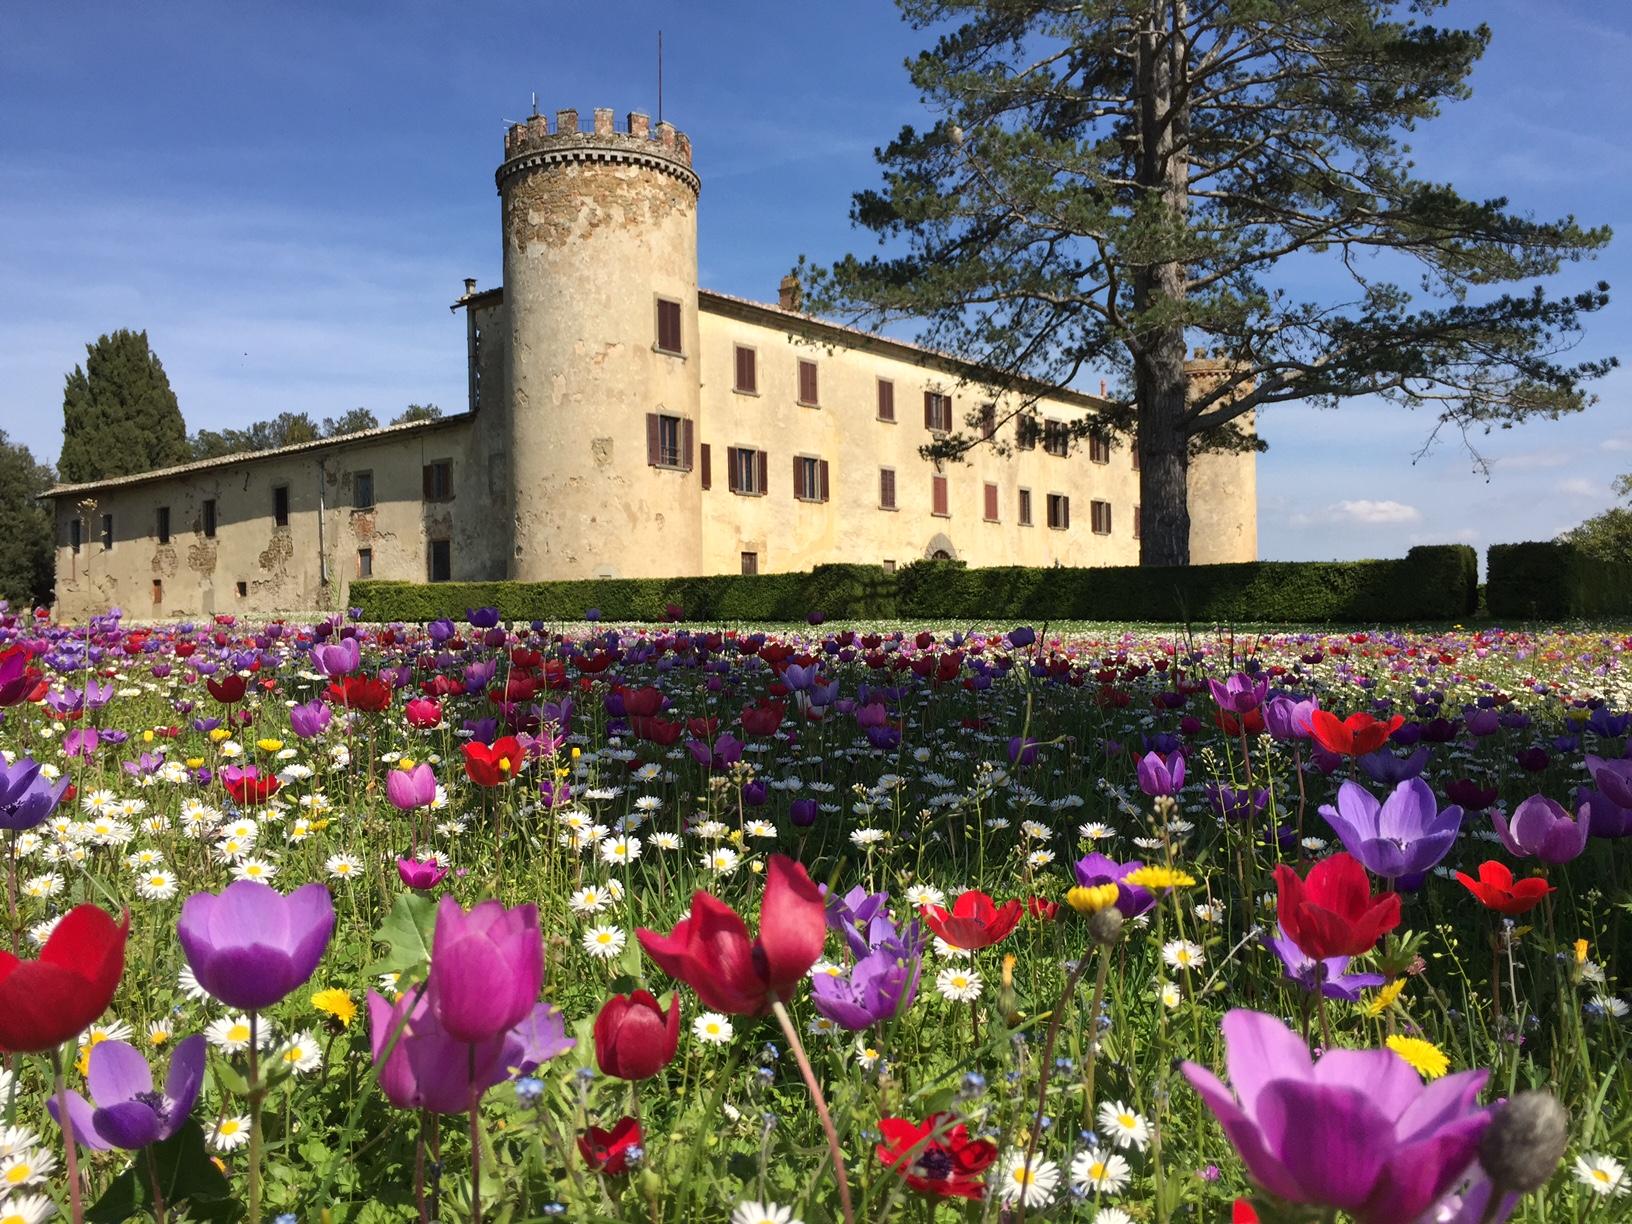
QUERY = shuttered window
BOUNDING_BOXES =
[794,456,828,502]
[655,298,682,354]
[646,414,693,470]
[700,443,712,490]
[734,345,757,394]
[983,482,999,522]
[422,460,453,500]
[924,392,952,432]
[877,379,895,421]
[1134,505,1142,539]
[728,447,766,495]
[1091,500,1112,534]
[797,359,819,406]
[1043,420,1068,456]
[1089,434,1111,464]
[931,474,949,517]
[1018,489,1033,526]
[1016,417,1038,450]
[980,403,997,440]
[1048,493,1071,530]
[879,468,896,509]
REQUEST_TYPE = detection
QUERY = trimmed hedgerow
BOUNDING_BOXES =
[1486,541,1632,618]
[352,546,1477,625]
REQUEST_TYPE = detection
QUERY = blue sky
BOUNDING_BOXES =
[1,0,1626,565]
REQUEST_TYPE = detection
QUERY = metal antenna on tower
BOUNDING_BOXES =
[530,92,538,117]
[657,30,664,124]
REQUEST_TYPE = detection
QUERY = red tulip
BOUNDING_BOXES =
[637,855,825,1015]
[325,675,392,713]
[462,737,523,786]
[875,1113,996,1199]
[592,991,680,1081]
[1455,860,1554,916]
[1274,852,1400,961]
[1026,896,1060,921]
[205,674,247,704]
[619,686,665,718]
[0,905,128,1052]
[221,765,280,806]
[578,1115,642,1174]
[740,699,786,736]
[920,890,1024,951]
[1307,709,1405,758]
[404,697,442,729]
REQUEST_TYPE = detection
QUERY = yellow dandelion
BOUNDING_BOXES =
[311,987,357,1027]
[185,757,205,769]
[1575,938,1590,966]
[1066,883,1121,913]
[1386,1035,1449,1080]
[256,738,284,753]
[398,757,416,771]
[1123,865,1196,891]
[208,728,230,743]
[1364,978,1406,1018]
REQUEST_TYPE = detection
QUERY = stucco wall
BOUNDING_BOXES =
[50,417,496,621]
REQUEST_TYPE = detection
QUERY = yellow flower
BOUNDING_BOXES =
[399,757,416,771]
[142,729,155,743]
[1365,978,1406,1018]
[311,987,357,1027]
[209,727,230,743]
[1067,883,1120,913]
[1386,1035,1449,1080]
[256,738,284,753]
[1123,865,1196,891]
[1575,938,1590,966]
[186,757,205,770]
[571,746,582,760]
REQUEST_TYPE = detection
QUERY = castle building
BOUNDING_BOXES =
[44,107,1256,621]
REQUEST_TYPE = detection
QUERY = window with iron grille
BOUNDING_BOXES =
[1091,500,1113,534]
[924,391,952,433]
[655,298,683,354]
[797,359,819,406]
[645,414,693,470]
[877,379,895,422]
[734,345,757,394]
[1048,493,1070,530]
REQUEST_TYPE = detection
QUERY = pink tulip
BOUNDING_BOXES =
[427,896,543,1043]
[385,763,437,811]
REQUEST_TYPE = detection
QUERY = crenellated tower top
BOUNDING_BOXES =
[497,107,698,197]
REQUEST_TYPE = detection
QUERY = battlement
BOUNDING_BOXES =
[499,107,696,194]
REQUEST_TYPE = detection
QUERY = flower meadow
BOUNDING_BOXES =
[1,607,1632,1222]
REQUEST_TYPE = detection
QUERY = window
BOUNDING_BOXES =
[700,443,712,490]
[797,359,819,407]
[741,551,759,576]
[1131,436,1141,470]
[882,559,896,574]
[273,485,290,527]
[1016,416,1039,450]
[1048,493,1071,530]
[1134,505,1142,539]
[983,482,999,522]
[980,403,997,440]
[357,547,374,578]
[156,506,171,545]
[235,580,247,598]
[202,499,217,538]
[353,470,375,509]
[879,467,897,510]
[734,345,757,394]
[422,460,453,501]
[655,298,683,354]
[794,455,829,502]
[152,578,163,605]
[924,391,952,433]
[931,473,949,517]
[877,379,895,422]
[69,518,81,553]
[1018,488,1033,526]
[1043,420,1069,457]
[728,447,767,495]
[645,414,693,470]
[1089,434,1111,464]
[101,514,113,551]
[428,538,452,582]
[1091,500,1113,535]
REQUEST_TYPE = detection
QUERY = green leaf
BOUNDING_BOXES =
[367,891,438,977]
[86,1120,240,1222]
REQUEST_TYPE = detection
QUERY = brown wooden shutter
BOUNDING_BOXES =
[657,300,681,352]
[880,468,895,508]
[646,414,661,466]
[736,346,755,393]
[798,360,818,405]
[932,474,948,516]
[793,454,802,497]
[725,447,738,493]
[681,419,694,470]
[924,391,934,429]
[757,449,768,496]
[700,443,711,490]
[878,380,894,421]
[1064,497,1072,530]
[981,403,996,439]
[818,459,829,502]
[984,483,998,521]
[422,463,434,498]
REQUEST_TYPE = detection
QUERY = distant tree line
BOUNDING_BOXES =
[187,403,443,460]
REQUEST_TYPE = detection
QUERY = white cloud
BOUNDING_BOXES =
[1600,437,1632,453]
[1493,451,1571,470]
[1558,477,1607,499]
[1329,499,1422,525]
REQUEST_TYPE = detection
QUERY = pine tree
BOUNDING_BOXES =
[0,430,55,609]
[808,1,1615,565]
[58,330,190,483]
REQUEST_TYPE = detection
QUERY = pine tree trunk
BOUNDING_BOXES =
[1133,1,1192,567]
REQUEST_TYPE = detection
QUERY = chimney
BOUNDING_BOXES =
[778,274,802,312]
[462,277,478,298]
[1099,378,1108,397]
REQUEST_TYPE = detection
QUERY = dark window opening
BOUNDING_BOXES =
[729,447,766,495]
[101,514,113,551]
[235,580,247,598]
[156,506,171,545]
[428,538,452,582]
[353,471,375,509]
[1048,493,1071,531]
[1089,434,1111,464]
[980,403,997,440]
[422,460,453,501]
[357,547,373,578]
[69,519,81,553]
[794,455,828,502]
[203,499,217,538]
[924,392,952,433]
[646,414,693,470]
[273,485,290,527]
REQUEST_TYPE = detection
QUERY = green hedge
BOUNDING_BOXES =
[893,545,1476,623]
[1486,541,1632,618]
[353,546,1478,625]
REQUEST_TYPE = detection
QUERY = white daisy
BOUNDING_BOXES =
[1070,1148,1131,1194]
[1097,1100,1151,1152]
[136,869,179,900]
[325,853,362,880]
[935,967,983,1002]
[1162,940,1205,971]
[692,1012,734,1044]
[0,1147,56,1189]
[205,1016,257,1054]
[996,1151,1059,1207]
[729,1201,801,1224]
[568,886,612,915]
[0,1191,55,1224]
[275,1032,322,1075]
[581,925,627,960]
[210,1115,252,1151]
[599,836,641,866]
[1575,1153,1628,1197]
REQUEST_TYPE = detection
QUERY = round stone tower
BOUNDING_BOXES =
[497,107,703,580]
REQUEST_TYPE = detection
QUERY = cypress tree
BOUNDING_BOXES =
[0,430,54,608]
[58,329,190,482]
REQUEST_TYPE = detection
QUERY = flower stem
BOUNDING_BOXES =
[770,999,854,1224]
[51,1048,83,1224]
[147,1143,168,1224]
[247,1012,264,1224]
[468,1044,482,1224]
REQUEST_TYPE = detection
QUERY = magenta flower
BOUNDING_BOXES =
[1209,672,1268,714]
[385,763,437,811]
[289,700,332,739]
[1135,749,1185,797]
[177,881,335,1010]
[1182,1010,1490,1223]
[427,896,544,1043]
[1264,695,1319,741]
[49,1036,206,1150]
[1490,794,1590,864]
[397,857,449,890]
[311,638,361,677]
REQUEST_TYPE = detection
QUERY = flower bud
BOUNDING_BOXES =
[1088,905,1125,947]
[1478,1090,1569,1194]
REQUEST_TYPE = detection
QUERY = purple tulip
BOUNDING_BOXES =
[1358,746,1431,785]
[466,606,501,630]
[1205,783,1268,824]
[49,1036,206,1150]
[1264,695,1319,741]
[63,728,99,759]
[397,857,450,890]
[289,700,332,739]
[1319,778,1462,884]
[427,896,543,1043]
[1585,754,1632,809]
[1073,852,1155,918]
[369,991,566,1115]
[1008,736,1040,768]
[1208,673,1268,714]
[386,763,437,811]
[1135,749,1185,797]
[1265,929,1385,1002]
[0,757,68,831]
[810,945,920,1030]
[1575,786,1632,839]
[312,638,361,677]
[686,733,743,771]
[1490,794,1591,864]
[177,881,335,1010]
[789,798,820,827]
[1182,1009,1490,1222]
[824,886,891,957]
